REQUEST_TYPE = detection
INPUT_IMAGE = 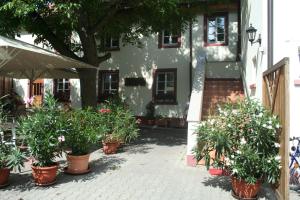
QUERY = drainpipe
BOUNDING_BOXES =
[236,0,241,62]
[268,0,273,68]
[189,20,193,95]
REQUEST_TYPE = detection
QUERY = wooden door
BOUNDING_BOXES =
[30,79,44,107]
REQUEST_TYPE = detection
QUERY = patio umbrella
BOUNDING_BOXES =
[0,35,95,80]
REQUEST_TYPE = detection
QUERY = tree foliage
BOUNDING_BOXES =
[0,0,234,107]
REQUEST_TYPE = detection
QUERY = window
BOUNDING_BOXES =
[98,71,119,101]
[104,37,120,50]
[94,33,120,52]
[204,13,228,46]
[153,69,177,104]
[159,30,181,48]
[53,79,70,102]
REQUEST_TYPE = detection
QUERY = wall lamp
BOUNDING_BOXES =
[246,24,261,46]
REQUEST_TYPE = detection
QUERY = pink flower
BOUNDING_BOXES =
[25,96,34,106]
[58,135,65,142]
[99,108,111,113]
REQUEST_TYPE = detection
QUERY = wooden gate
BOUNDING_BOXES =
[262,58,290,200]
[0,76,13,97]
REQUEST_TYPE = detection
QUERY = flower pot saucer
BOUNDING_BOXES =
[0,182,10,188]
[231,190,258,200]
[35,179,56,187]
[63,167,91,175]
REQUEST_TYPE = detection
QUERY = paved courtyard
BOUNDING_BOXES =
[0,127,290,200]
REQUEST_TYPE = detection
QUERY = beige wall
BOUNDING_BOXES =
[100,14,239,117]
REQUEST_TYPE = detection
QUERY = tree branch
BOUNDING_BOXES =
[97,53,111,65]
[31,12,82,61]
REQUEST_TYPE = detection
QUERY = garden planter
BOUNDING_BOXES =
[65,154,90,174]
[31,164,58,186]
[208,168,224,176]
[0,168,10,187]
[103,141,120,154]
[231,176,261,199]
[147,119,155,126]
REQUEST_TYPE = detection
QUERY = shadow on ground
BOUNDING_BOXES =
[6,156,126,192]
[121,127,187,154]
[202,176,277,200]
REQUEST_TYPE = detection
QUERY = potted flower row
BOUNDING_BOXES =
[97,98,139,154]
[16,94,139,186]
[194,98,281,199]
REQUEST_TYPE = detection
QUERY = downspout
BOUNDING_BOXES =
[268,0,273,68]
[236,0,241,62]
[189,20,193,95]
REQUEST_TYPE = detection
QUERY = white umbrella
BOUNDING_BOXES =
[0,35,95,80]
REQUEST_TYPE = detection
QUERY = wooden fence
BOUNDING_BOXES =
[262,57,290,200]
[0,76,13,97]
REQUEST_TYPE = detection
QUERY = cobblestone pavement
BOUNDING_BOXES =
[1,127,279,200]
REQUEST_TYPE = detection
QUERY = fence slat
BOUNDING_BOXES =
[262,57,289,200]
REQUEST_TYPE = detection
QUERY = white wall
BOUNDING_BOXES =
[100,14,239,117]
[241,0,300,139]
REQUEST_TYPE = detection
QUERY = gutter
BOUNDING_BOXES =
[268,0,273,68]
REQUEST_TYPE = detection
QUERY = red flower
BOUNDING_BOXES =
[99,108,111,113]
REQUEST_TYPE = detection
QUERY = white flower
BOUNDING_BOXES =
[232,168,238,174]
[262,124,267,128]
[228,124,232,128]
[267,160,271,163]
[267,125,273,130]
[268,120,272,124]
[224,157,230,162]
[236,150,241,154]
[275,155,281,161]
[240,138,246,145]
[258,113,263,117]
[276,124,280,129]
[224,111,228,117]
[58,135,65,142]
[232,110,238,115]
[274,143,280,148]
[279,165,282,169]
[231,155,235,158]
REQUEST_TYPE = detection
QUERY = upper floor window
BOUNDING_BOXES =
[159,30,181,48]
[98,70,119,101]
[204,13,228,46]
[153,69,177,104]
[95,33,120,52]
[104,37,120,50]
[53,79,70,102]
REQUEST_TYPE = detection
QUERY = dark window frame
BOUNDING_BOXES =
[158,30,181,49]
[204,12,229,47]
[152,68,177,105]
[53,79,71,102]
[98,70,119,102]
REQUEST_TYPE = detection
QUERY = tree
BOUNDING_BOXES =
[0,0,232,107]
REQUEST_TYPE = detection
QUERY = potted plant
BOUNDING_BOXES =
[18,93,63,186]
[97,98,139,154]
[62,108,98,174]
[0,144,26,187]
[194,99,281,199]
[145,101,155,126]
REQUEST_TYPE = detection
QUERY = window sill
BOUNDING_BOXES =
[159,44,181,49]
[154,101,178,105]
[104,47,120,51]
[204,43,227,47]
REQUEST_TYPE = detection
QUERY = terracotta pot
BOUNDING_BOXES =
[209,168,224,176]
[103,141,120,154]
[31,164,58,186]
[66,154,90,174]
[147,119,155,126]
[0,168,10,187]
[231,176,261,199]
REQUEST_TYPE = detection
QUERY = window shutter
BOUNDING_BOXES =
[158,32,162,49]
